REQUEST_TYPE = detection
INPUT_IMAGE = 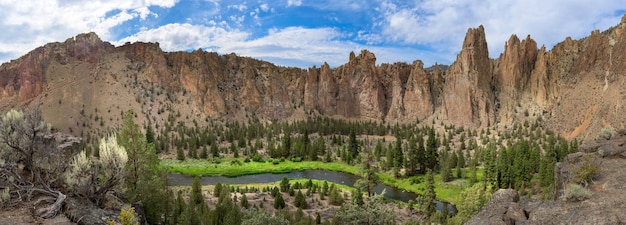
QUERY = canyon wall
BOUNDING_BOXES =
[1,15,626,139]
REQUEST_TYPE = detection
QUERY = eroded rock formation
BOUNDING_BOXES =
[1,15,626,139]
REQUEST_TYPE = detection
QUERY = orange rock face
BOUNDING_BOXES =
[2,15,626,140]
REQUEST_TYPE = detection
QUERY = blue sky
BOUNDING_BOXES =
[1,0,625,68]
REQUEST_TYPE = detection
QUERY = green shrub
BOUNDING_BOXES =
[596,125,616,140]
[563,183,591,202]
[409,176,424,184]
[572,154,600,185]
[291,157,303,162]
[251,154,265,162]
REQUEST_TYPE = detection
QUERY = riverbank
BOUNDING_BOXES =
[170,178,427,224]
[162,158,482,204]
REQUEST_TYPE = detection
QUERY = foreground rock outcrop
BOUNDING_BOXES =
[468,132,626,225]
[0,15,626,140]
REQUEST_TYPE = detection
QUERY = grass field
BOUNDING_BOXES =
[162,157,484,204]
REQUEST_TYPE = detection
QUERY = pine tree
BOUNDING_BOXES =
[482,143,498,186]
[189,143,198,159]
[117,110,167,224]
[374,140,383,159]
[394,135,404,171]
[407,137,419,176]
[328,184,344,206]
[176,146,185,161]
[416,135,426,174]
[385,143,395,170]
[211,144,219,158]
[200,145,208,159]
[356,146,379,197]
[191,176,203,206]
[352,188,364,206]
[294,189,307,209]
[274,193,286,209]
[348,130,359,159]
[282,132,292,158]
[440,150,452,182]
[280,177,290,192]
[145,122,155,144]
[425,128,439,171]
[240,193,249,209]
[231,142,239,158]
[424,169,436,217]
[316,212,321,224]
[303,129,311,158]
[322,181,329,196]
[214,182,223,197]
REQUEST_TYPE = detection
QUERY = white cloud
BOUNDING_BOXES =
[227,3,247,12]
[115,23,249,51]
[379,0,626,60]
[287,0,302,7]
[259,3,270,12]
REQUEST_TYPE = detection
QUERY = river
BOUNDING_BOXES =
[168,169,457,213]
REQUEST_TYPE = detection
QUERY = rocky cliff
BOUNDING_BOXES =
[1,15,626,139]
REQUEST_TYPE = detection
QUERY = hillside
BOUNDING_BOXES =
[0,15,625,140]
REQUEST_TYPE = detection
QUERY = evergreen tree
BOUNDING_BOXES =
[280,177,290,192]
[352,188,364,206]
[328,184,344,206]
[394,135,404,171]
[294,189,307,209]
[303,129,311,158]
[482,143,498,186]
[322,181,329,196]
[117,110,167,224]
[416,135,427,174]
[176,146,185,161]
[316,212,321,224]
[213,182,223,197]
[282,132,292,158]
[425,128,439,171]
[456,149,465,178]
[200,145,208,159]
[440,150,452,182]
[213,187,242,225]
[424,169,436,217]
[240,193,249,209]
[191,176,204,206]
[189,143,198,159]
[406,136,419,176]
[171,190,185,225]
[356,146,379,197]
[274,193,286,209]
[145,122,155,144]
[348,130,359,159]
[211,144,219,157]
[448,183,492,225]
[374,140,383,159]
[469,155,478,184]
[385,142,394,170]
[231,142,239,158]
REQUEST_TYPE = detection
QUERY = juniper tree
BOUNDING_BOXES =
[424,169,437,217]
[117,110,167,224]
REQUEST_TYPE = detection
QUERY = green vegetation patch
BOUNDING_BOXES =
[162,158,360,177]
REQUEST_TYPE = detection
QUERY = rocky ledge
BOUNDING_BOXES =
[468,131,626,225]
